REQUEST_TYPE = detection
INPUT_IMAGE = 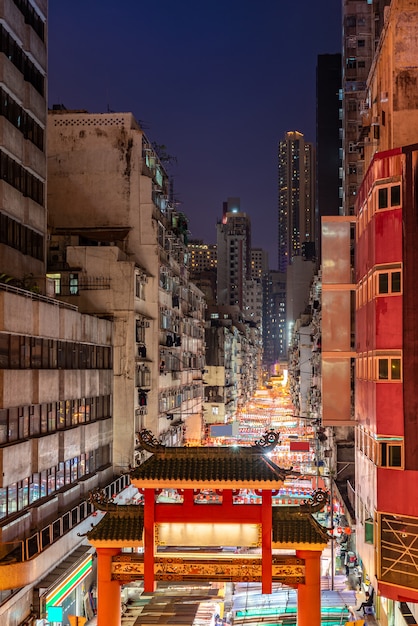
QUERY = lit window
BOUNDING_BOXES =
[376,355,402,381]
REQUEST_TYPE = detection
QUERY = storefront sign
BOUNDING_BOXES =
[46,554,93,609]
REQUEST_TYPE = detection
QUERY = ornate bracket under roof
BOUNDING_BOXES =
[252,429,280,453]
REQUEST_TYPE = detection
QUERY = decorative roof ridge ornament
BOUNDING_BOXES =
[137,428,166,452]
[252,429,280,453]
[88,488,142,515]
[298,488,329,514]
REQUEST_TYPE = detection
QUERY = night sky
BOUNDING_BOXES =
[48,1,342,268]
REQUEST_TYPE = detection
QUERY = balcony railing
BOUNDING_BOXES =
[0,473,130,566]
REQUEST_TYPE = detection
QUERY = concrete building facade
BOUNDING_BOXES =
[47,110,206,464]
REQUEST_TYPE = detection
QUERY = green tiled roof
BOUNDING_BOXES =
[130,446,294,484]
[87,508,144,542]
[272,507,329,545]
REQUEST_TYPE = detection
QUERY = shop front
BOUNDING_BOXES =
[37,548,96,624]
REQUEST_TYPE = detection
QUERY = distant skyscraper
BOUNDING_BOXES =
[278,131,315,273]
[217,198,251,310]
[262,270,287,369]
[316,53,342,262]
[251,248,269,280]
[188,239,217,273]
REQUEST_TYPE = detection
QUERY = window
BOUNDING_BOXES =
[377,356,402,381]
[376,268,402,295]
[365,518,374,544]
[380,442,403,468]
[376,184,401,210]
[69,273,78,295]
[378,187,388,209]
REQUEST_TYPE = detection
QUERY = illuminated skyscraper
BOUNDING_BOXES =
[278,131,315,273]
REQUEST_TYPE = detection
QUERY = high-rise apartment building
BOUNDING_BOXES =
[188,240,217,273]
[216,198,251,312]
[47,110,206,464]
[341,0,390,217]
[320,3,418,623]
[0,4,128,624]
[277,131,315,273]
[0,0,47,283]
[354,1,418,620]
[262,270,287,371]
[251,248,268,280]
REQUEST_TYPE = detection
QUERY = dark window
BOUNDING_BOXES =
[390,445,402,467]
[378,187,388,209]
[0,86,44,150]
[0,150,44,206]
[0,333,9,367]
[378,273,389,294]
[12,0,45,41]
[378,359,388,380]
[391,185,401,206]
[0,24,44,95]
[392,271,401,293]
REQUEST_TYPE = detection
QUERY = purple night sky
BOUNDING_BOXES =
[48,0,342,268]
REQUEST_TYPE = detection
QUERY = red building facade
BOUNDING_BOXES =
[355,145,418,604]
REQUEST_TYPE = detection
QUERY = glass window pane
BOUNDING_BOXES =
[19,477,29,509]
[378,187,388,209]
[391,271,401,293]
[365,518,374,544]
[389,445,402,467]
[378,273,389,294]
[56,463,64,490]
[381,443,387,466]
[30,405,40,436]
[8,483,17,514]
[40,471,47,498]
[391,185,401,206]
[0,333,9,367]
[0,487,7,518]
[0,409,8,443]
[41,404,48,433]
[8,408,18,441]
[391,359,401,380]
[30,474,40,503]
[378,359,389,380]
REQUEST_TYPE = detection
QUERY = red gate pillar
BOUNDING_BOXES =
[144,488,156,592]
[96,547,121,626]
[261,489,272,594]
[296,549,322,626]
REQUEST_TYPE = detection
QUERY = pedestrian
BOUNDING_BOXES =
[355,591,373,614]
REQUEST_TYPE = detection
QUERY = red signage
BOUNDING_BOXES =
[289,441,310,452]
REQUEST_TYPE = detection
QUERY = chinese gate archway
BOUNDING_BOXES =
[87,430,329,626]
